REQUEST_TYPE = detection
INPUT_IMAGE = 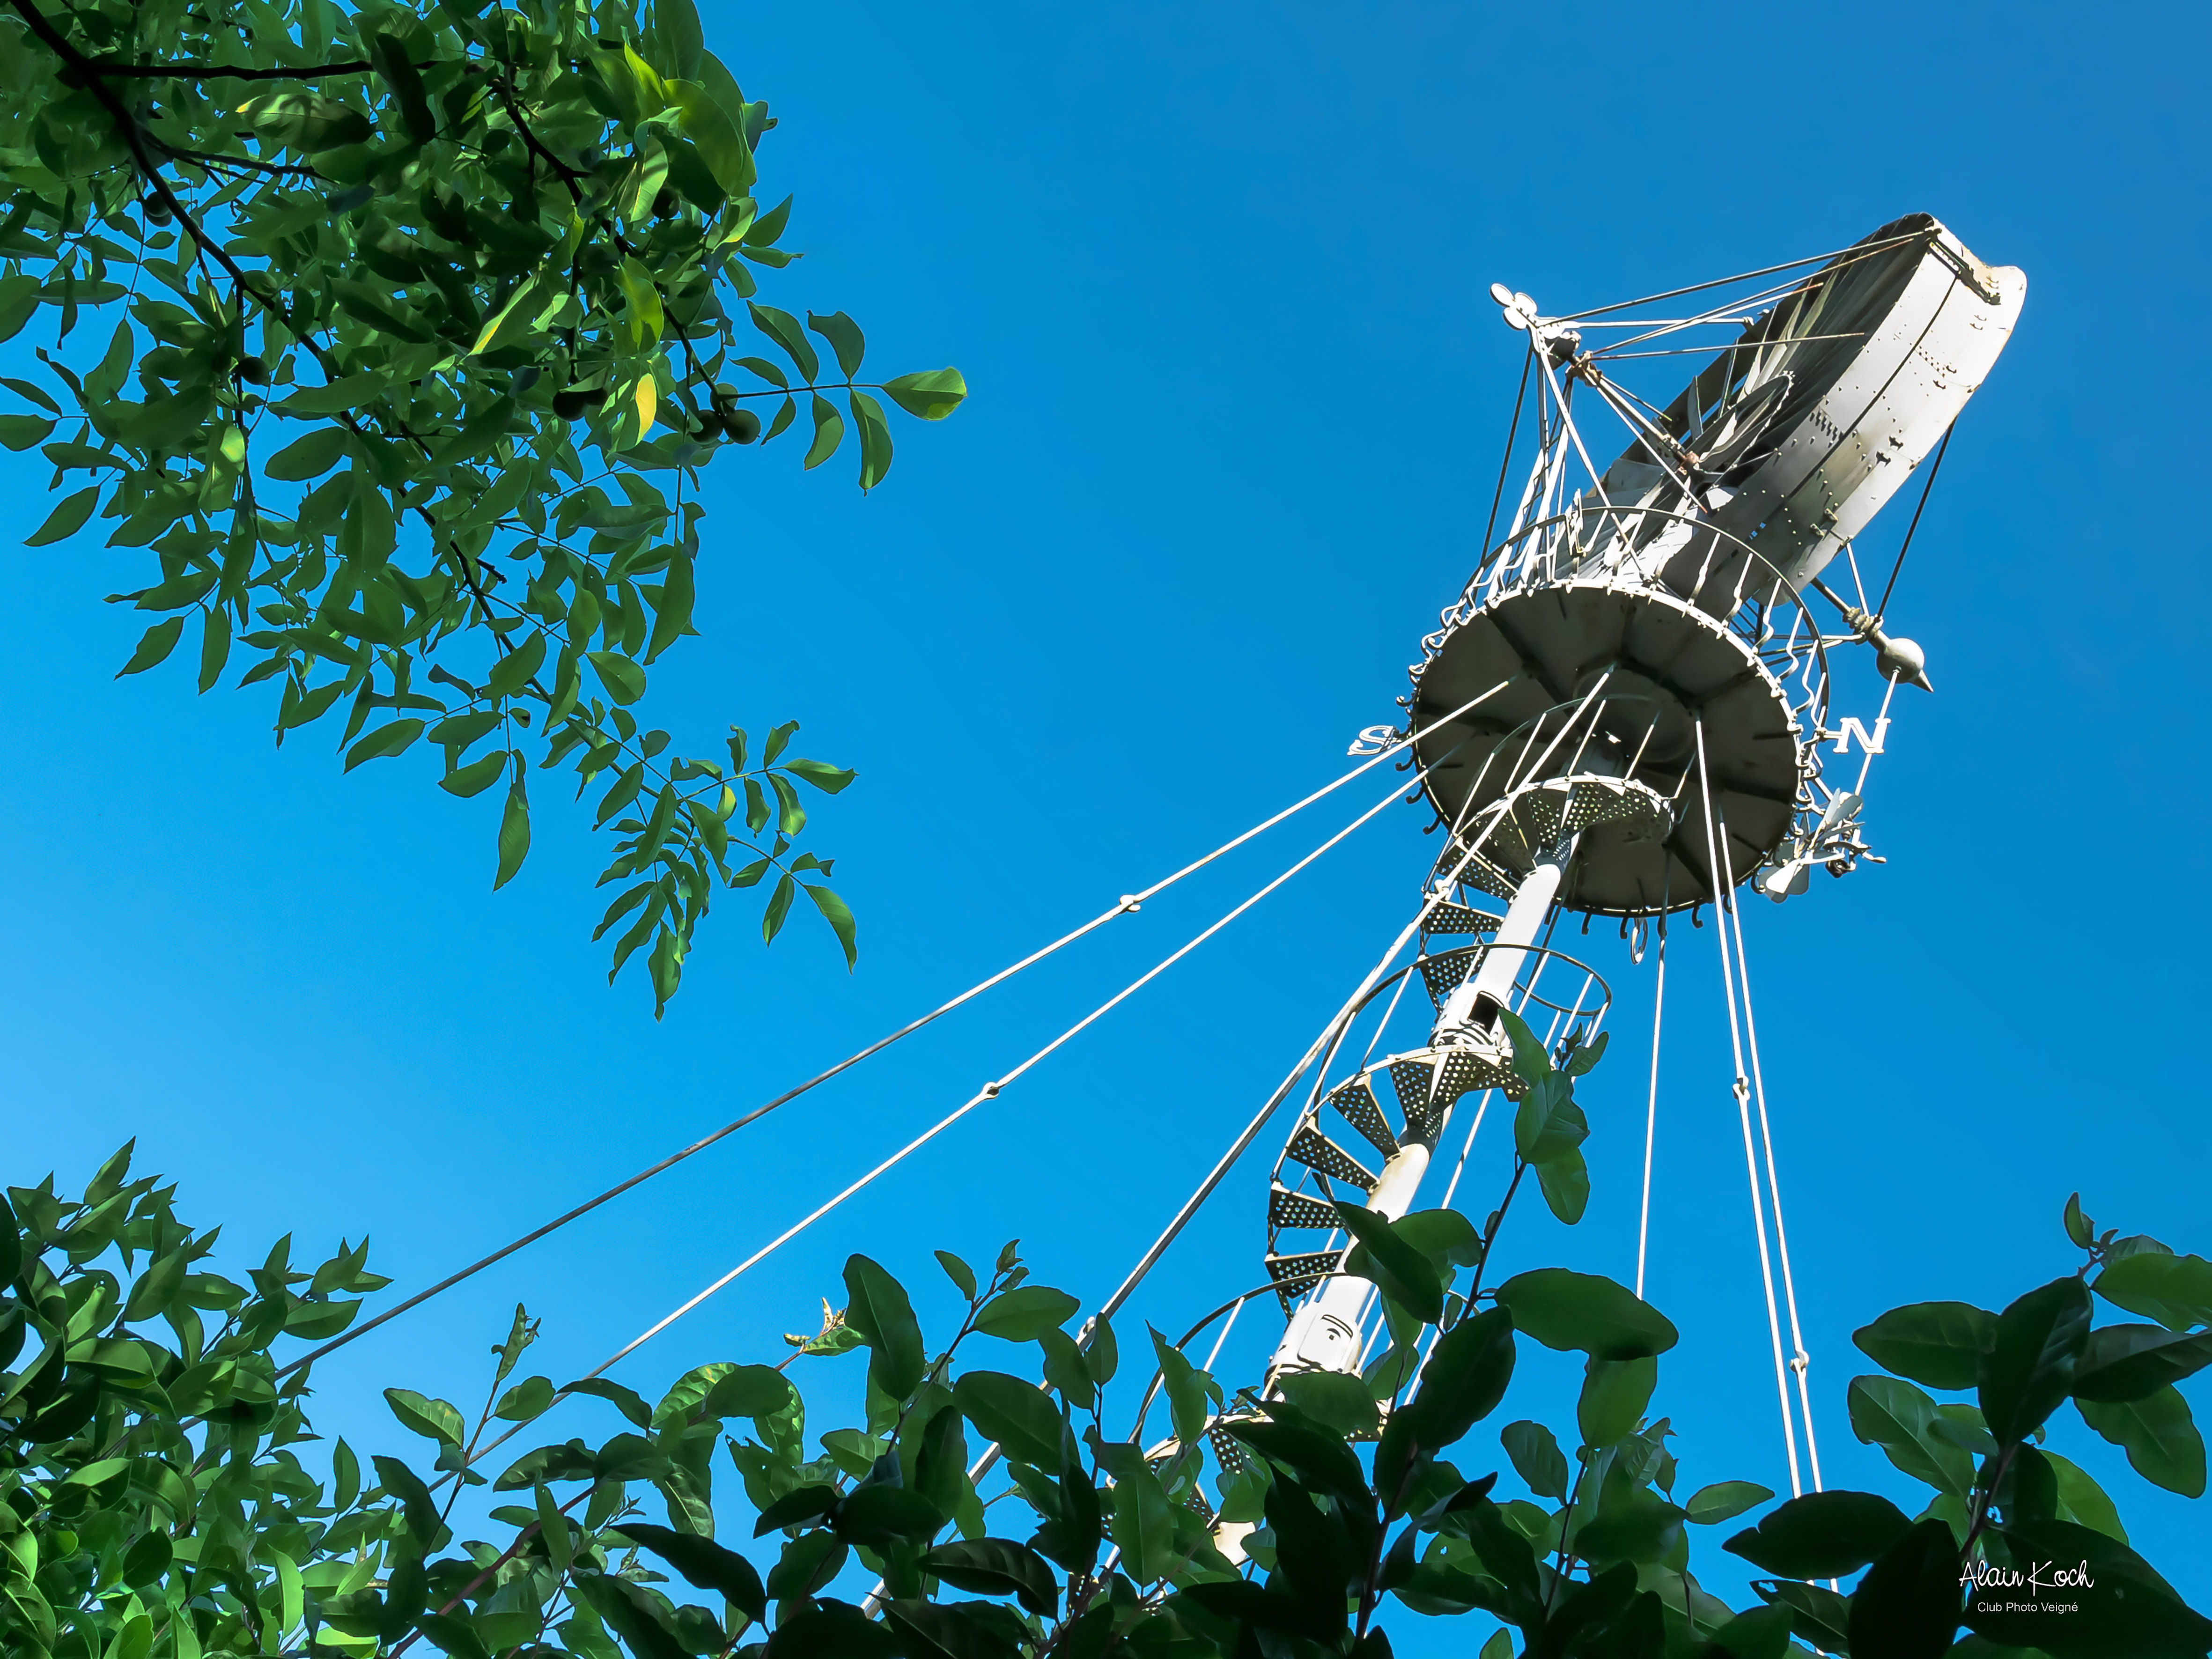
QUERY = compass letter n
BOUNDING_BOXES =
[1830,716,1890,756]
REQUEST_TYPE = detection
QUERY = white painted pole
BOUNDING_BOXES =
[1262,840,1571,1388]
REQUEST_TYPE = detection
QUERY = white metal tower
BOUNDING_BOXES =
[1239,213,2025,1494]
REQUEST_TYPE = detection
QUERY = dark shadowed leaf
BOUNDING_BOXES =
[842,1254,924,1400]
[1685,1480,1773,1525]
[1494,1268,1677,1359]
[1979,1277,2092,1444]
[1846,1520,1961,1659]
[1335,1200,1444,1324]
[618,1522,767,1623]
[953,1371,1064,1469]
[2071,1323,2212,1403]
[922,1538,1059,1617]
[2076,1386,2207,1496]
[1501,1420,1569,1500]
[1722,1490,1912,1578]
[2094,1251,2212,1332]
[1848,1374,1976,1497]
[1851,1300,1997,1390]
[1969,1520,2212,1657]
[975,1284,1078,1342]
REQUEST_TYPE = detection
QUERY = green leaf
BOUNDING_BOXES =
[952,1371,1065,1468]
[2064,1191,2094,1248]
[833,1484,947,1548]
[851,389,892,490]
[25,485,97,546]
[1224,1411,1369,1507]
[494,1375,554,1422]
[1500,1420,1568,1500]
[698,1364,797,1421]
[1979,1276,2092,1444]
[441,751,508,797]
[487,630,547,699]
[1848,1374,1976,1497]
[922,1538,1058,1619]
[371,1454,443,1546]
[198,605,230,693]
[807,310,865,378]
[1683,1479,1771,1525]
[762,870,797,942]
[1497,1007,1553,1083]
[975,1284,1079,1342]
[2045,1449,2128,1542]
[752,1482,841,1536]
[935,1250,977,1300]
[1969,1519,2212,1657]
[618,1522,766,1624]
[1334,1199,1444,1324]
[566,1377,654,1426]
[117,616,185,676]
[1853,1300,1998,1390]
[880,369,968,420]
[1513,1074,1586,1164]
[494,772,531,889]
[1722,1489,1911,1578]
[572,1573,690,1659]
[345,718,426,770]
[1150,1327,1213,1446]
[1276,1370,1379,1438]
[1110,1461,1177,1585]
[589,650,647,704]
[803,393,844,469]
[2094,1250,2212,1332]
[804,884,858,969]
[1389,1208,1485,1269]
[747,302,820,381]
[266,428,347,481]
[1845,1519,1961,1659]
[1563,1028,1610,1076]
[1578,1355,1656,1446]
[243,89,372,150]
[470,269,565,358]
[841,1254,924,1400]
[2076,1386,2207,1496]
[1755,1580,1852,1653]
[1493,1268,1677,1360]
[647,552,693,664]
[1534,1145,1590,1224]
[1397,1305,1517,1456]
[2072,1323,2212,1402]
[0,414,55,450]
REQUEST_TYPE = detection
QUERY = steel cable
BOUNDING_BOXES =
[277,683,1512,1381]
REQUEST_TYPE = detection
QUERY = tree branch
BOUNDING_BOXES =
[79,56,379,80]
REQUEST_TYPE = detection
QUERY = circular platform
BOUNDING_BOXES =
[1410,577,1814,914]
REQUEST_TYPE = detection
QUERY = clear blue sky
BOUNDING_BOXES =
[6,0,2208,1638]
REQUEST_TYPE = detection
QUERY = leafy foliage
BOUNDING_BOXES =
[0,0,965,1011]
[4,1135,2208,1653]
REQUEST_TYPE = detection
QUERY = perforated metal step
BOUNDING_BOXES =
[1420,902,1503,936]
[1386,1057,1440,1138]
[1266,1251,1338,1309]
[1416,951,1479,1009]
[1284,1122,1376,1192]
[1327,1076,1400,1160]
[1437,1046,1518,1108]
[1268,1184,1343,1232]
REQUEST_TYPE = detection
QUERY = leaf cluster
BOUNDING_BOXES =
[0,0,965,1009]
